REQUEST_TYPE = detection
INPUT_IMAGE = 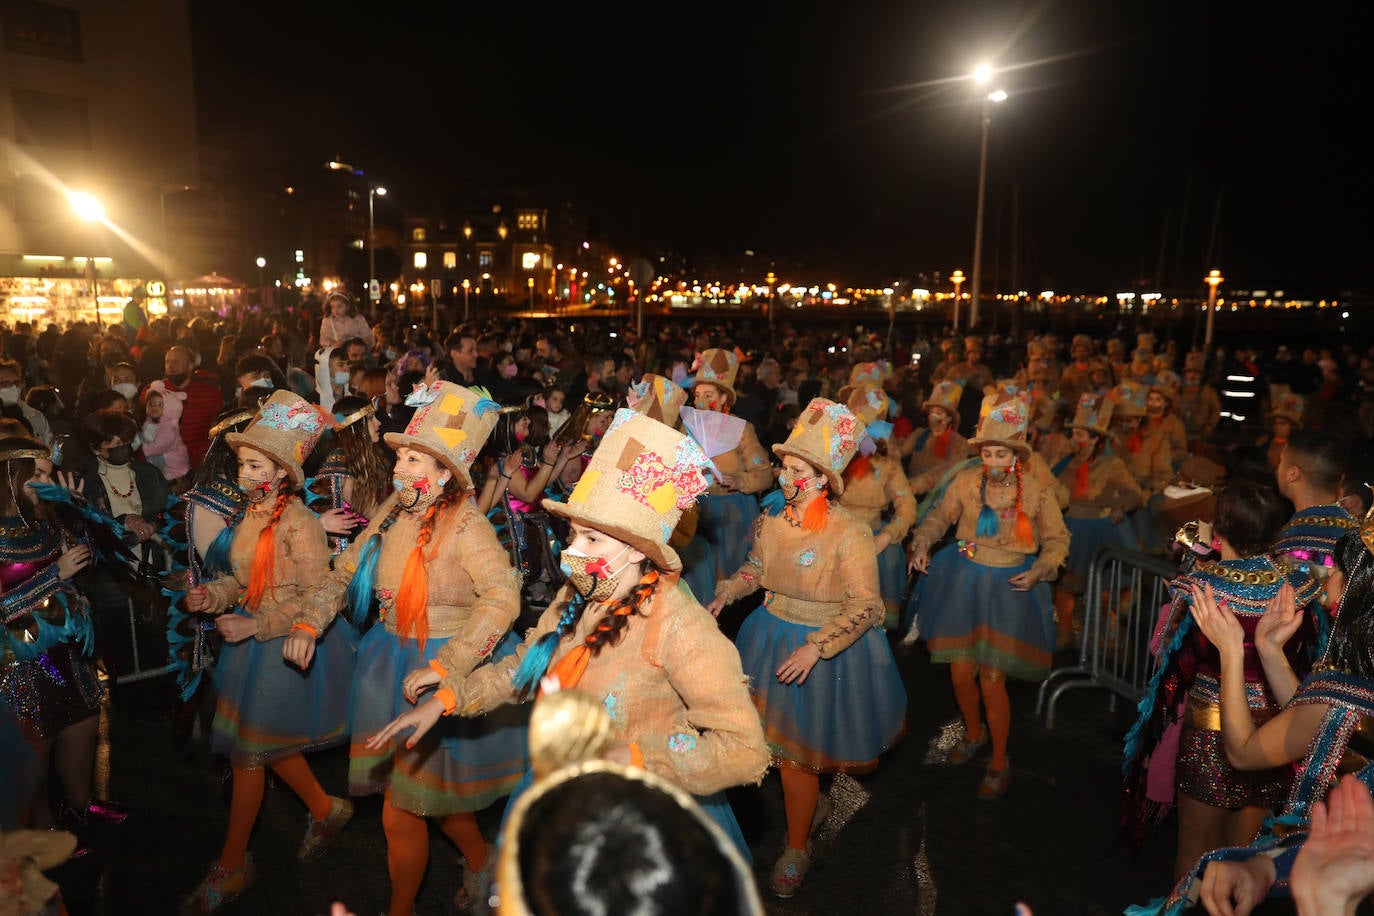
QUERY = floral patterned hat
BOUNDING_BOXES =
[1069,393,1115,436]
[383,381,501,489]
[225,390,328,487]
[545,410,714,572]
[1111,380,1150,418]
[772,397,867,496]
[687,348,740,404]
[837,361,892,402]
[969,392,1031,458]
[625,373,688,429]
[922,380,964,429]
[844,383,892,428]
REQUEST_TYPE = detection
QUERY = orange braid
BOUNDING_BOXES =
[801,491,830,531]
[393,487,460,650]
[1013,460,1035,548]
[845,455,872,481]
[547,567,660,690]
[1073,456,1092,500]
[245,490,292,610]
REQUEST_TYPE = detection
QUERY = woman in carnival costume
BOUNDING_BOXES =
[907,392,1070,800]
[299,380,527,916]
[905,380,970,495]
[708,397,906,898]
[1127,513,1374,915]
[0,437,126,839]
[837,382,916,628]
[1258,394,1304,469]
[685,348,774,584]
[1050,394,1144,650]
[309,395,390,556]
[181,391,357,913]
[372,408,768,867]
[1111,380,1173,555]
[1121,478,1321,885]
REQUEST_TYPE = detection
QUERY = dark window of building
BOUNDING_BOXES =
[1,1,82,61]
[479,251,492,268]
[11,88,91,148]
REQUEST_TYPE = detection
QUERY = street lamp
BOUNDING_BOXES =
[967,66,1007,330]
[462,278,471,322]
[951,269,966,330]
[256,256,266,287]
[368,186,386,311]
[1204,268,1224,349]
[70,191,106,327]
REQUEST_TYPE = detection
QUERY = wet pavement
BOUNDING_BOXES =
[48,637,1296,916]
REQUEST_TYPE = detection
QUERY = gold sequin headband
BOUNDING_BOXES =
[209,410,256,439]
[333,402,375,430]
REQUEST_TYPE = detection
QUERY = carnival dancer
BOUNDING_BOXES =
[1058,334,1097,405]
[1112,381,1172,555]
[1126,347,1158,387]
[1050,394,1144,650]
[1144,383,1188,468]
[310,395,389,556]
[927,338,963,385]
[0,437,126,838]
[1121,478,1321,883]
[297,380,527,916]
[685,348,773,583]
[1258,394,1304,468]
[181,391,356,913]
[1128,519,1374,915]
[906,381,970,495]
[907,392,1069,799]
[1177,352,1221,452]
[838,384,916,627]
[372,410,768,863]
[707,398,907,897]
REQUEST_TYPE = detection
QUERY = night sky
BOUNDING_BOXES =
[190,1,1369,296]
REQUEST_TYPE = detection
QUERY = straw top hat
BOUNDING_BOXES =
[969,392,1031,458]
[1069,393,1115,436]
[225,390,329,487]
[1130,347,1154,367]
[1151,375,1181,405]
[938,338,961,354]
[1025,338,1047,360]
[1183,351,1207,374]
[689,348,740,403]
[1070,334,1093,356]
[626,373,688,428]
[923,380,963,428]
[963,335,985,355]
[384,381,501,490]
[495,691,764,916]
[1088,356,1112,374]
[1267,393,1305,428]
[844,383,892,428]
[1136,332,1155,352]
[772,397,867,496]
[838,361,891,402]
[1111,380,1150,417]
[0,828,78,915]
[545,410,713,572]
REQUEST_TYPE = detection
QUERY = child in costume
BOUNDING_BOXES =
[297,381,527,916]
[709,397,907,897]
[310,395,388,556]
[908,392,1069,800]
[182,392,356,913]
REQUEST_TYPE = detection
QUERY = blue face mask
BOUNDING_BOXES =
[250,377,273,389]
[333,371,350,386]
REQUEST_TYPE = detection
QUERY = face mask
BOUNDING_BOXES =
[393,470,445,511]
[237,474,276,503]
[501,363,519,379]
[250,377,273,389]
[113,382,139,400]
[560,545,632,603]
[514,428,528,442]
[385,349,398,360]
[987,463,1015,481]
[333,371,350,386]
[167,372,189,386]
[105,444,133,466]
[779,470,824,503]
[0,386,18,406]
[131,432,143,450]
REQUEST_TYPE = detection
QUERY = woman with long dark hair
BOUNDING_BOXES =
[311,395,390,555]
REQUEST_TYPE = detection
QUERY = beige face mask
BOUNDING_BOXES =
[560,545,632,602]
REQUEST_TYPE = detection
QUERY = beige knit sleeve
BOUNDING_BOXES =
[808,522,883,658]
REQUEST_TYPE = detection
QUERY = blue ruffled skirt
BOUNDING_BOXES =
[903,542,956,631]
[348,626,528,816]
[677,533,717,606]
[1130,494,1165,555]
[913,551,1054,681]
[211,612,358,767]
[696,492,759,580]
[1062,514,1139,593]
[736,607,907,773]
[877,541,907,622]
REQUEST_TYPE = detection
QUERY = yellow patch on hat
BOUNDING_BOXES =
[570,470,601,503]
[646,484,676,515]
[434,426,468,447]
[441,394,465,415]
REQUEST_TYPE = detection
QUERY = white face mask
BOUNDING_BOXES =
[112,382,139,400]
[0,386,19,407]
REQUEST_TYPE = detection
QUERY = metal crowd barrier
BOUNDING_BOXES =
[1036,546,1179,728]
[112,538,177,685]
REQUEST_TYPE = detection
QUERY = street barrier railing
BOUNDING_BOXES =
[112,538,177,685]
[1036,546,1179,729]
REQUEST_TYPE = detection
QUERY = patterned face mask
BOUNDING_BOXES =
[779,470,824,503]
[560,545,631,602]
[393,471,444,511]
[237,474,276,503]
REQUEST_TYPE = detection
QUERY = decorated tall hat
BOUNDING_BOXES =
[963,335,985,355]
[1070,334,1093,357]
[1267,392,1304,428]
[969,392,1031,458]
[688,348,740,403]
[625,373,688,428]
[923,380,963,428]
[545,410,713,572]
[772,397,866,495]
[844,383,892,427]
[1110,379,1150,417]
[838,361,891,401]
[1069,393,1115,436]
[225,390,328,487]
[383,381,501,489]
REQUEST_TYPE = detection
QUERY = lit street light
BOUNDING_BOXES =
[1204,268,1224,349]
[967,66,1007,329]
[70,191,106,327]
[256,256,266,286]
[369,186,386,310]
[950,269,966,330]
[462,278,471,322]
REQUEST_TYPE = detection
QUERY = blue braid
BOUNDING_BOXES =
[511,590,587,695]
[345,505,402,629]
[975,470,1000,538]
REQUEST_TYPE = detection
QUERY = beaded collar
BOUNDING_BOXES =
[0,515,60,564]
[181,479,246,520]
[1184,554,1319,612]
[1274,504,1358,557]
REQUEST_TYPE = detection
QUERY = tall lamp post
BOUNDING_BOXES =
[368,186,386,312]
[967,66,1007,330]
[1203,268,1223,350]
[69,191,106,327]
[256,256,266,287]
[951,269,966,331]
[462,279,471,322]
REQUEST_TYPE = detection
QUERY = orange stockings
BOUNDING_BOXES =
[219,754,331,870]
[780,767,820,851]
[950,662,1012,769]
[382,798,487,916]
